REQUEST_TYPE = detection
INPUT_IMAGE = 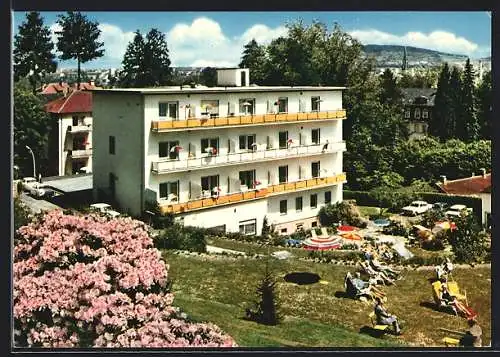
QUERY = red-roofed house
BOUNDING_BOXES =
[436,170,492,226]
[45,91,93,176]
[40,81,101,96]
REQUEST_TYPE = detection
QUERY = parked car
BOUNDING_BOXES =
[401,200,433,216]
[445,204,472,218]
[21,177,37,191]
[27,182,47,198]
[432,202,449,211]
[89,203,121,218]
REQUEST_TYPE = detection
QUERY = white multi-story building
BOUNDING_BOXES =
[92,69,347,235]
[45,91,94,176]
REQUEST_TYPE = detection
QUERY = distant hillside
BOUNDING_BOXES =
[362,44,469,68]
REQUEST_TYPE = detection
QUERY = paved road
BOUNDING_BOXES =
[18,192,61,214]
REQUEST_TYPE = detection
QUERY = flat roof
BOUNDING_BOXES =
[92,85,346,95]
[42,174,93,193]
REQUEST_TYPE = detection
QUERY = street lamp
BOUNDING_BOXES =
[25,145,36,178]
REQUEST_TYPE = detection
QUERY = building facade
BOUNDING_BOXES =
[92,69,347,235]
[45,91,94,176]
[401,88,435,140]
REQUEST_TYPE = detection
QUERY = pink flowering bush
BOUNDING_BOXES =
[14,210,237,348]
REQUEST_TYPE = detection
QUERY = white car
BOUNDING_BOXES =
[28,183,47,198]
[401,200,433,216]
[89,203,121,218]
[21,177,37,191]
[445,204,472,218]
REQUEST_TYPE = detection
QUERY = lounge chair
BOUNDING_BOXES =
[368,311,390,334]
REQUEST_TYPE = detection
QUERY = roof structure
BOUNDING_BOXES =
[401,88,436,105]
[41,82,101,95]
[92,85,346,95]
[42,174,93,193]
[45,90,93,114]
[436,173,492,195]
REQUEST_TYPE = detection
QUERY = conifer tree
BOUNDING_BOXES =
[119,31,147,87]
[431,63,452,140]
[461,58,479,141]
[476,70,492,140]
[379,68,402,105]
[239,39,267,84]
[448,66,462,139]
[13,11,57,94]
[56,12,104,90]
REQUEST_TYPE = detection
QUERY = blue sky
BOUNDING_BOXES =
[12,11,491,69]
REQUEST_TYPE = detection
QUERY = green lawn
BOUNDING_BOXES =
[163,249,491,348]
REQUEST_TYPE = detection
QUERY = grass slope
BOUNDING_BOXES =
[163,250,490,348]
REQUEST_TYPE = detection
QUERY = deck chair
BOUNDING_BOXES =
[447,281,468,305]
[344,273,372,300]
[432,281,459,316]
[368,311,389,333]
[442,337,460,347]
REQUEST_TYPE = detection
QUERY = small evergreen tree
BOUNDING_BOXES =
[239,39,267,84]
[379,68,402,105]
[13,11,57,94]
[261,216,271,237]
[246,260,281,325]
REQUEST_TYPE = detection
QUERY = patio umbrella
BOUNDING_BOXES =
[337,225,357,232]
[373,218,391,227]
[339,232,362,241]
[242,101,252,115]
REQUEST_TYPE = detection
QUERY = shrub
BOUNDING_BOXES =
[449,214,487,263]
[245,261,281,325]
[421,237,445,251]
[156,224,207,253]
[143,201,174,230]
[318,201,366,228]
[14,197,31,232]
[13,210,236,348]
[383,222,410,237]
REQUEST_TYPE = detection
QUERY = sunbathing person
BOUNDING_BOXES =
[345,272,385,300]
[360,261,395,285]
[440,284,477,319]
[369,258,400,278]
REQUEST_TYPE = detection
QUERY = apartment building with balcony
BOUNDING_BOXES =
[46,91,93,176]
[92,68,347,235]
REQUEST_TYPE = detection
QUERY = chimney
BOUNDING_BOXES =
[480,168,486,178]
[440,175,447,185]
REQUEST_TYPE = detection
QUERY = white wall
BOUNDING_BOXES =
[93,92,144,215]
[216,68,250,86]
[57,112,93,175]
[479,192,491,225]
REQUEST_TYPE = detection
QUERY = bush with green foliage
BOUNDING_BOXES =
[143,201,174,229]
[421,237,445,251]
[154,224,206,253]
[318,201,367,228]
[449,213,487,263]
[14,198,31,231]
[383,221,410,237]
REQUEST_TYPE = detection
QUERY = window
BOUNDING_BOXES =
[324,191,332,204]
[239,134,256,151]
[201,138,219,155]
[278,166,288,183]
[278,131,288,149]
[422,109,428,119]
[280,200,287,215]
[311,96,321,111]
[159,102,178,119]
[73,135,86,150]
[109,136,115,155]
[296,223,304,231]
[159,180,179,200]
[239,169,256,189]
[109,173,115,197]
[414,108,421,119]
[311,161,320,178]
[296,197,303,212]
[239,98,255,115]
[311,128,321,145]
[201,100,219,117]
[311,221,317,228]
[239,219,256,235]
[405,109,411,118]
[281,228,288,234]
[159,141,180,159]
[277,97,288,113]
[72,116,79,126]
[201,175,219,192]
[310,194,318,208]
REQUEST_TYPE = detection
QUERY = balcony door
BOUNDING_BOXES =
[239,169,256,189]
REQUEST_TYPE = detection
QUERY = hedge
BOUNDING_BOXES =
[343,190,482,221]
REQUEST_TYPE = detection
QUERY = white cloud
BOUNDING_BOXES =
[349,29,479,55]
[166,17,286,67]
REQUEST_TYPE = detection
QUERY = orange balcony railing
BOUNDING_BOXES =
[151,110,347,132]
[159,172,347,214]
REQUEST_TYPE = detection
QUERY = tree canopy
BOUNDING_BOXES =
[55,11,104,89]
[14,11,57,94]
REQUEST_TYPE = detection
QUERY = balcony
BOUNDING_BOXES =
[151,110,347,132]
[67,124,91,133]
[151,141,346,174]
[159,172,347,214]
[68,148,92,158]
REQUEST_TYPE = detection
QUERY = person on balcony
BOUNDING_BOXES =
[322,140,329,153]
